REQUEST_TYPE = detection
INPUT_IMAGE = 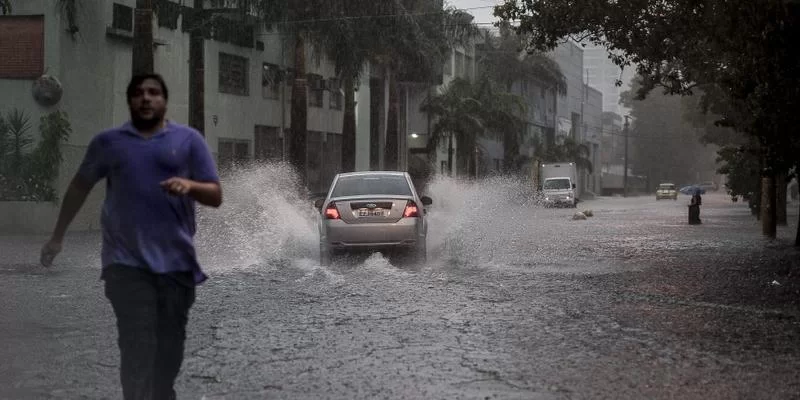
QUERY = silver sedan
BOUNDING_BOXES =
[314,171,432,266]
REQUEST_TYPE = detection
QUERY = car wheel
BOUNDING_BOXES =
[414,241,427,265]
[320,244,332,266]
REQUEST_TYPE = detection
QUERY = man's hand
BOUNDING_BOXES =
[40,239,62,268]
[161,177,222,207]
[160,177,194,195]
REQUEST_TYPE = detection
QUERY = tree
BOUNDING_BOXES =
[372,1,480,171]
[421,76,526,177]
[421,78,484,176]
[533,135,593,176]
[620,77,719,191]
[495,0,800,240]
[477,22,566,94]
[476,23,566,171]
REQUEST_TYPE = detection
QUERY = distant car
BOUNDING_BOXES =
[315,171,432,266]
[656,183,678,200]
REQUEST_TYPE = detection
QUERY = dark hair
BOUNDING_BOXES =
[126,73,169,102]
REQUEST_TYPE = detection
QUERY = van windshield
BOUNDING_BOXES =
[543,178,571,190]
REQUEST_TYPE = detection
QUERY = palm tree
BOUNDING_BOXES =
[534,135,593,174]
[422,76,526,177]
[421,78,484,176]
[313,1,400,172]
[372,1,480,171]
[477,23,566,170]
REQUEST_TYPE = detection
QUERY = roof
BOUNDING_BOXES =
[335,171,408,178]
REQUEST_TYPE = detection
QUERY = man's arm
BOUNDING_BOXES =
[50,176,93,242]
[187,130,223,208]
[189,181,222,208]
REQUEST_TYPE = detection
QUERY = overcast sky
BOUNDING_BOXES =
[446,0,504,28]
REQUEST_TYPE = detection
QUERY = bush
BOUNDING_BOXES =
[0,109,71,202]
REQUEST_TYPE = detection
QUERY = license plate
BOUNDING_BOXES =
[358,209,385,217]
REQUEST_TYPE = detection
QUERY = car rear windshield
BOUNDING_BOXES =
[543,178,571,190]
[331,175,412,197]
[659,184,675,190]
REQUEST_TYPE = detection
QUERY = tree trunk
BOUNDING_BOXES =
[132,0,154,75]
[447,134,453,176]
[761,175,776,238]
[796,199,800,246]
[188,0,204,135]
[384,71,399,171]
[777,172,787,225]
[289,35,308,183]
[341,75,356,172]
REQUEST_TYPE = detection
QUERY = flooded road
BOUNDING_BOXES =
[2,166,800,399]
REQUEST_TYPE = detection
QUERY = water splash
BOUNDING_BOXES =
[195,161,319,272]
[194,167,551,273]
[424,174,541,266]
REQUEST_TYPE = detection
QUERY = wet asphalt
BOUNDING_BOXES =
[2,186,800,399]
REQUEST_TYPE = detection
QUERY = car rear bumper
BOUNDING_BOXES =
[321,218,423,249]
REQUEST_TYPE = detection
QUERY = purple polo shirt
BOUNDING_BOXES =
[76,120,219,285]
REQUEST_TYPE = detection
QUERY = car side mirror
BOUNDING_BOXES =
[314,198,324,210]
[572,183,576,189]
[421,196,433,206]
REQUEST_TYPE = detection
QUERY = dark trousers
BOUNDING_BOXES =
[103,264,196,400]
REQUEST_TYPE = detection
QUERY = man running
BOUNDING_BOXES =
[40,73,222,400]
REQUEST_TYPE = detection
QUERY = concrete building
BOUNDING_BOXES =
[584,85,603,195]
[0,0,346,233]
[549,41,584,140]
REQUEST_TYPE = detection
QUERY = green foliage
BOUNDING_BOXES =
[477,22,566,95]
[716,145,761,199]
[0,109,72,202]
[532,135,593,175]
[422,76,528,175]
[0,0,11,14]
[619,76,718,187]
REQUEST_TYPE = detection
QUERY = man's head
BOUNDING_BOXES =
[126,74,168,131]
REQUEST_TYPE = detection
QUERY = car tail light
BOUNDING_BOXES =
[325,203,340,219]
[403,201,420,218]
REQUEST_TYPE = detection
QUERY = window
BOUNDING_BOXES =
[219,52,249,96]
[331,175,412,197]
[254,125,283,161]
[308,74,324,108]
[0,16,44,79]
[261,63,280,100]
[112,3,133,31]
[329,89,343,110]
[217,138,250,171]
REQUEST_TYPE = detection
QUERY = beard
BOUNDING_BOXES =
[131,109,165,131]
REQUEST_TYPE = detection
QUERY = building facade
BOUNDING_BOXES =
[0,0,346,232]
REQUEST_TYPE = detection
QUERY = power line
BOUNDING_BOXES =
[257,5,498,26]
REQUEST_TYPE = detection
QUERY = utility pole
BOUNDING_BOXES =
[132,0,154,75]
[188,0,204,135]
[623,115,630,197]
